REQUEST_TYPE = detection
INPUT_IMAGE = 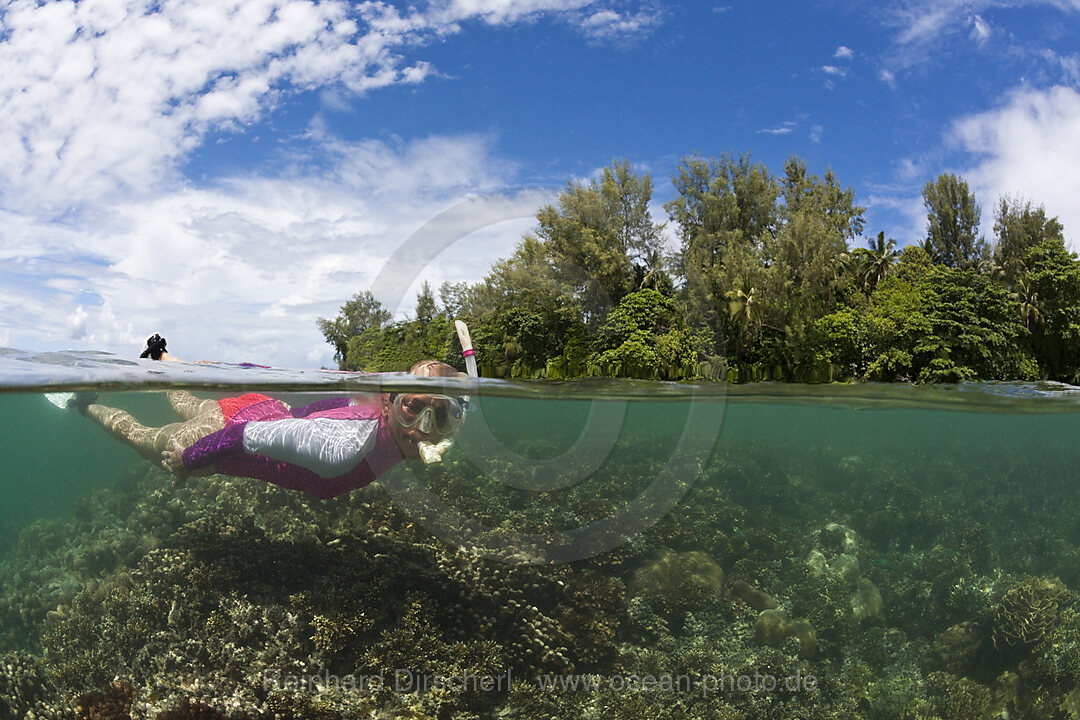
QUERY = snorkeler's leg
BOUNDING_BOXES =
[84,403,225,462]
[167,391,217,420]
[84,404,167,462]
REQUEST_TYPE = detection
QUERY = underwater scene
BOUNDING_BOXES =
[4,351,1080,719]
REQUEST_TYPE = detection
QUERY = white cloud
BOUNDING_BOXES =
[0,0,428,214]
[0,0,654,217]
[429,0,595,26]
[822,65,847,77]
[0,132,532,368]
[757,120,796,135]
[952,85,1080,250]
[576,5,663,44]
[834,45,855,59]
[881,0,1080,69]
[863,188,929,249]
[1041,48,1080,85]
[970,14,991,43]
[0,0,667,367]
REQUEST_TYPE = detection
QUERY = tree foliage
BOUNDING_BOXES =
[588,289,702,380]
[320,157,1075,384]
[922,173,987,269]
[318,291,392,367]
[535,159,665,325]
[993,196,1066,285]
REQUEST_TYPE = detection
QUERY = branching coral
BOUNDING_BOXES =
[0,651,48,718]
[925,671,991,720]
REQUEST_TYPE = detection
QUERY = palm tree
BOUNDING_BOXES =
[726,280,761,342]
[1011,278,1045,332]
[636,248,667,291]
[863,232,899,293]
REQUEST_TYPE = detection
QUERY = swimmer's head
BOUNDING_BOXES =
[383,360,466,459]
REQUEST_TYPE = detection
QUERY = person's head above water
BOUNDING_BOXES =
[382,360,467,460]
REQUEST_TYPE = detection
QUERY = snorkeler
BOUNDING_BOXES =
[67,335,469,499]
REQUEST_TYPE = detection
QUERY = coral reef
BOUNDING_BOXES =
[851,578,884,625]
[73,681,134,720]
[627,549,725,620]
[927,621,985,675]
[992,575,1070,651]
[729,580,776,611]
[154,700,249,719]
[5,391,1080,719]
[0,651,48,718]
[753,610,817,658]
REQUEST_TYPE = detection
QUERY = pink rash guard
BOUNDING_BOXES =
[181,395,403,499]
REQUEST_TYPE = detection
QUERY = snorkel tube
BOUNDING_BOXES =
[416,320,478,465]
[455,320,479,380]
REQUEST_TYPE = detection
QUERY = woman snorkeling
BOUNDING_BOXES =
[70,335,468,499]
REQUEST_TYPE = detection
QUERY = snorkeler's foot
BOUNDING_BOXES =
[140,333,167,360]
[67,391,98,416]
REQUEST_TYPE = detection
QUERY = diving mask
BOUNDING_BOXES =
[393,393,467,436]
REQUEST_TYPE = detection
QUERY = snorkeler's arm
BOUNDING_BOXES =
[182,414,381,477]
[239,417,381,478]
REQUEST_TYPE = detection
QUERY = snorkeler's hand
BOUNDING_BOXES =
[161,436,187,477]
[162,437,214,487]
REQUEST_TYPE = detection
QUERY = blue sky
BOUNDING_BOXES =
[1,0,1078,369]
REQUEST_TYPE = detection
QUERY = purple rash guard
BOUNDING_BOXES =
[182,396,403,499]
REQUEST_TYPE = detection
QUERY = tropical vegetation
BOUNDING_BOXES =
[319,157,1079,383]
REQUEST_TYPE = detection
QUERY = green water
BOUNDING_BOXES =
[3,359,1080,719]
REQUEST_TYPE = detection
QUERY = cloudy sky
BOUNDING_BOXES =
[1,0,1078,368]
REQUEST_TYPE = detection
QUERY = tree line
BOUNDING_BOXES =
[319,156,1079,384]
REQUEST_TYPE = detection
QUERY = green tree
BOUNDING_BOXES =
[724,279,762,347]
[1018,237,1080,381]
[916,268,1032,382]
[858,276,931,381]
[467,235,585,378]
[665,153,780,352]
[763,159,866,374]
[343,285,458,372]
[345,316,457,373]
[317,291,391,368]
[859,231,900,294]
[854,265,1033,383]
[588,289,702,380]
[414,281,437,324]
[780,157,866,244]
[799,305,862,381]
[894,244,935,283]
[438,281,474,320]
[536,159,664,324]
[992,196,1066,285]
[922,173,987,269]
